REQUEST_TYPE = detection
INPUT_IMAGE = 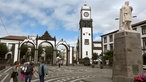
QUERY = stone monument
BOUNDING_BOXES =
[119,1,133,31]
[113,1,143,82]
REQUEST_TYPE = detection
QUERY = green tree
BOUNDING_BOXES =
[92,53,98,60]
[20,44,28,58]
[30,46,35,58]
[10,44,15,55]
[38,45,43,57]
[45,46,53,63]
[83,57,90,66]
[0,43,8,63]
[92,53,99,64]
[103,50,113,66]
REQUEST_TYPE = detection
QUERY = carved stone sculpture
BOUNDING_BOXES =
[41,48,46,61]
[25,48,32,61]
[119,1,133,31]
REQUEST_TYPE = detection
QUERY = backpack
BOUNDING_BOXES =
[26,65,33,75]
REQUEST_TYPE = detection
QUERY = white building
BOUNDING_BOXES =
[93,41,102,55]
[0,36,27,63]
[0,31,74,65]
[101,30,118,53]
[101,20,146,64]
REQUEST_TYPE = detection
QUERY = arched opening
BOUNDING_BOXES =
[56,39,70,66]
[5,52,12,64]
[20,42,35,63]
[56,45,68,65]
[38,42,54,64]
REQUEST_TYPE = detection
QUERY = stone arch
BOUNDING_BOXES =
[38,41,54,49]
[56,39,70,66]
[19,39,36,63]
[38,41,54,64]
[20,39,36,48]
[37,31,56,64]
[5,51,12,64]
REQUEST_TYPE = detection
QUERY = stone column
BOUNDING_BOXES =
[68,50,70,65]
[66,50,70,66]
[70,47,73,64]
[72,47,74,65]
[14,44,19,62]
[113,31,143,82]
[34,49,38,63]
[53,49,57,65]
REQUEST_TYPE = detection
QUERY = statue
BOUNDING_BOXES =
[40,48,46,61]
[119,1,133,31]
[25,48,32,61]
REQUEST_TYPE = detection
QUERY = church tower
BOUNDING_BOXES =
[79,4,93,62]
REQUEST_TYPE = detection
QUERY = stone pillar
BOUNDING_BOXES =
[34,49,38,63]
[53,49,57,65]
[66,50,70,66]
[72,47,74,64]
[113,31,143,82]
[70,47,73,64]
[14,44,19,62]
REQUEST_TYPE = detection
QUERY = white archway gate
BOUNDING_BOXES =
[18,38,36,63]
[18,31,57,64]
[56,39,71,66]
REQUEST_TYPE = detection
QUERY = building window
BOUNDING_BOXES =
[110,44,113,50]
[109,35,113,42]
[142,25,146,35]
[86,51,88,56]
[104,45,107,52]
[104,36,107,43]
[84,39,89,45]
[143,38,146,49]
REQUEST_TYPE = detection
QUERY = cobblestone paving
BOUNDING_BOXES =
[0,65,112,82]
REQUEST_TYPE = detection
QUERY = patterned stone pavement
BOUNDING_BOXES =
[0,65,112,82]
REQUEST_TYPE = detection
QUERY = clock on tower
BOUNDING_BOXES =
[81,4,91,20]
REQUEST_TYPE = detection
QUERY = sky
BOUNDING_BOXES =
[0,0,146,47]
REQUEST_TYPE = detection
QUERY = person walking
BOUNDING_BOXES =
[20,62,27,82]
[25,62,35,82]
[38,60,48,82]
[11,61,20,82]
[56,56,61,68]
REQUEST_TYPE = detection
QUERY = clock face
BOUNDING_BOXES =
[84,12,89,17]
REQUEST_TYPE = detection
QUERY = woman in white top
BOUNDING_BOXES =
[11,61,20,82]
[20,62,27,82]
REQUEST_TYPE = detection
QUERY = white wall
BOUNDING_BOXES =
[93,50,102,55]
[82,27,92,59]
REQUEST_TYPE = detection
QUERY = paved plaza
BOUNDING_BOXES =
[0,65,112,82]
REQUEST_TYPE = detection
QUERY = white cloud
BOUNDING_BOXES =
[0,0,146,43]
